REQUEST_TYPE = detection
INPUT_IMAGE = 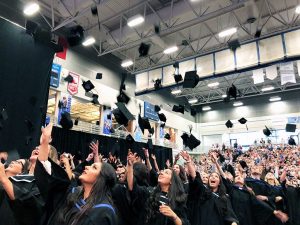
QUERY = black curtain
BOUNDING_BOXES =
[0,18,55,158]
[51,127,173,169]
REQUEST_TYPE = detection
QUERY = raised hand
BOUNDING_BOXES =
[143,148,149,158]
[166,159,171,168]
[274,210,289,223]
[151,154,156,161]
[86,153,94,162]
[89,140,99,155]
[127,152,137,167]
[159,205,178,220]
[180,151,191,162]
[40,123,53,145]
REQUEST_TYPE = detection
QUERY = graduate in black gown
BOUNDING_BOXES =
[127,151,190,225]
[34,123,118,225]
[180,151,239,225]
[211,154,289,225]
[280,167,300,225]
[0,153,44,225]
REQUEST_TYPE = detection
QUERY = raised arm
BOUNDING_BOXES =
[151,153,160,172]
[211,152,226,178]
[89,140,100,163]
[126,152,135,191]
[143,148,152,171]
[180,151,196,179]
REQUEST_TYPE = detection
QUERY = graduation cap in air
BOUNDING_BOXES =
[225,120,233,128]
[96,73,102,79]
[154,105,161,112]
[238,117,248,130]
[186,134,201,150]
[181,133,189,146]
[60,112,73,129]
[225,164,235,178]
[117,91,130,104]
[172,105,184,114]
[91,94,100,105]
[239,160,248,169]
[183,71,200,88]
[138,114,151,134]
[82,80,95,92]
[158,113,166,122]
[263,126,272,136]
[64,75,73,83]
[160,123,165,128]
[112,102,135,126]
[139,42,150,57]
[228,84,238,99]
[164,133,171,140]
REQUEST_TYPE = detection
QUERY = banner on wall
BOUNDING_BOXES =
[50,63,61,88]
[280,62,296,85]
[57,93,72,124]
[102,109,112,135]
[67,71,80,95]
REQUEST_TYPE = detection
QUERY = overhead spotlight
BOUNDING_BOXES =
[127,14,144,27]
[208,82,219,88]
[121,60,133,67]
[139,42,150,57]
[91,5,98,15]
[174,74,183,83]
[181,40,189,46]
[262,86,274,92]
[218,27,237,38]
[82,80,95,92]
[82,36,95,46]
[171,89,182,94]
[163,46,178,54]
[254,29,262,38]
[91,94,99,105]
[67,25,85,47]
[154,79,162,89]
[96,73,102,79]
[188,99,198,104]
[228,39,241,51]
[222,94,227,98]
[228,84,238,99]
[23,2,40,16]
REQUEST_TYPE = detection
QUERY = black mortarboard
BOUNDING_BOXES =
[96,73,102,79]
[107,114,111,120]
[228,39,241,52]
[174,74,183,83]
[183,71,199,88]
[91,94,100,105]
[117,91,130,104]
[173,62,179,68]
[187,134,201,150]
[263,126,271,136]
[160,123,165,128]
[226,164,235,177]
[164,133,171,140]
[286,123,296,132]
[112,102,135,126]
[225,120,233,128]
[147,139,153,150]
[239,160,248,169]
[103,105,111,111]
[64,75,73,83]
[238,117,247,124]
[1,109,8,121]
[60,112,73,129]
[120,73,127,91]
[154,105,161,112]
[82,80,95,92]
[228,84,237,99]
[138,114,151,134]
[181,133,189,146]
[158,113,167,122]
[139,42,150,57]
[172,105,184,114]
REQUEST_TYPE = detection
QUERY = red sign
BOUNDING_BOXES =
[67,72,80,95]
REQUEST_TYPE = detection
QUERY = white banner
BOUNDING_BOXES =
[252,69,264,84]
[265,65,278,80]
[297,61,300,77]
[280,62,296,85]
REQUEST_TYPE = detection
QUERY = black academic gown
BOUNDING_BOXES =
[187,172,239,225]
[0,174,44,225]
[281,181,300,225]
[34,159,117,225]
[223,178,275,225]
[130,182,190,225]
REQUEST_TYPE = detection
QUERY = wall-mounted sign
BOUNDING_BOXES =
[67,71,80,95]
[144,101,159,121]
[50,63,61,88]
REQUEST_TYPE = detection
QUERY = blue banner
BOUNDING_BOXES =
[102,110,112,134]
[50,63,61,88]
[57,94,72,124]
[144,101,159,121]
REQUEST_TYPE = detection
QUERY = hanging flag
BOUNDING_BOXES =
[280,62,296,85]
[252,69,264,84]
[265,65,278,80]
[56,37,68,60]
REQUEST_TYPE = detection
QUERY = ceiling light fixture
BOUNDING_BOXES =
[82,36,96,46]
[261,86,274,92]
[171,89,182,94]
[208,82,219,87]
[188,99,198,104]
[222,94,227,98]
[121,60,133,67]
[233,101,243,107]
[218,27,237,38]
[24,2,40,16]
[202,106,211,111]
[127,14,144,27]
[163,46,178,54]
[269,96,281,102]
[296,5,300,14]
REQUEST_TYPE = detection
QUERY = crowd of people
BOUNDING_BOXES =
[0,123,299,225]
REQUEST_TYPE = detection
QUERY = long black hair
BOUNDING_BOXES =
[58,162,117,224]
[145,171,187,223]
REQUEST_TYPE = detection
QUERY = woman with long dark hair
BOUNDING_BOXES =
[180,151,239,225]
[35,123,118,225]
[173,164,189,192]
[127,152,190,225]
